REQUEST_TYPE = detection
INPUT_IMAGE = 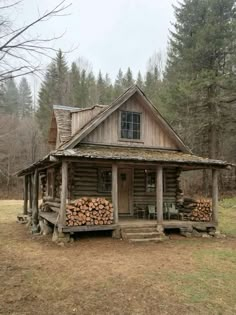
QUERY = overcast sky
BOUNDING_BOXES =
[15,0,177,87]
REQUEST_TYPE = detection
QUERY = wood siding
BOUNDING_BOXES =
[133,168,178,209]
[70,162,112,201]
[71,106,106,135]
[81,96,179,149]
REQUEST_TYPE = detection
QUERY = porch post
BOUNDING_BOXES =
[112,163,118,224]
[156,166,163,224]
[23,175,28,215]
[212,169,218,225]
[29,173,33,211]
[59,161,68,229]
[32,169,39,232]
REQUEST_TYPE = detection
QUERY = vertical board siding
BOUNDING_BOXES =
[81,96,178,149]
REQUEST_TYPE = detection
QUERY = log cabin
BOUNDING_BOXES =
[18,85,231,241]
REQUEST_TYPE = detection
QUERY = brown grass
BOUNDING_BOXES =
[0,200,236,315]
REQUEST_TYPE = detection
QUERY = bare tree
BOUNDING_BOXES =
[0,0,71,81]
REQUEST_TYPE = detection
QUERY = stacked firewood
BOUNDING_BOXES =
[190,199,212,222]
[66,197,114,226]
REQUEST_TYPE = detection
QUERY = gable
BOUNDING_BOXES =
[61,85,190,153]
[81,94,179,150]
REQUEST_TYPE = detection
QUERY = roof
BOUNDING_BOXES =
[18,145,232,176]
[58,85,191,153]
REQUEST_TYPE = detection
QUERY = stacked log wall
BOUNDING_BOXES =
[133,168,178,208]
[70,163,112,201]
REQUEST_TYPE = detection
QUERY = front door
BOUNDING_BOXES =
[118,168,132,215]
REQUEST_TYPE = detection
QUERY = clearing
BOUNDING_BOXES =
[0,199,236,315]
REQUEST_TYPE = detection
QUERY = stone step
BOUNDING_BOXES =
[123,232,160,239]
[128,238,163,243]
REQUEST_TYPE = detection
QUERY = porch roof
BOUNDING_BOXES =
[18,145,231,176]
[53,145,230,168]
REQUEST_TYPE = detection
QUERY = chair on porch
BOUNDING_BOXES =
[163,202,182,220]
[147,205,156,220]
[134,204,146,219]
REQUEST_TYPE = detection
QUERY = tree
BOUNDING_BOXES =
[164,0,236,159]
[37,50,69,138]
[122,67,134,89]
[114,68,124,98]
[3,78,19,115]
[136,71,144,89]
[0,0,71,81]
[18,78,32,117]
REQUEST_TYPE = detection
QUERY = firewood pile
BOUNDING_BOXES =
[66,197,114,226]
[180,198,212,222]
[190,199,212,222]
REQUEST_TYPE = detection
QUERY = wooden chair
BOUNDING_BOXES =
[164,202,181,220]
[147,205,156,220]
[134,204,146,219]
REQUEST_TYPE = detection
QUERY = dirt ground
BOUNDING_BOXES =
[1,201,236,315]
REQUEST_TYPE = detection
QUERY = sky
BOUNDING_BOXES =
[14,0,178,89]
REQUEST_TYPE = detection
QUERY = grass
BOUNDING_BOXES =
[0,198,236,314]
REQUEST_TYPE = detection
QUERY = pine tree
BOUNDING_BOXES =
[3,78,19,115]
[114,69,124,98]
[165,0,236,159]
[136,71,144,89]
[122,67,134,89]
[97,70,106,103]
[18,77,32,117]
[69,62,81,106]
[37,49,69,138]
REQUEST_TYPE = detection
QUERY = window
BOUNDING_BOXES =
[146,171,156,192]
[120,111,141,140]
[145,170,166,193]
[98,169,112,192]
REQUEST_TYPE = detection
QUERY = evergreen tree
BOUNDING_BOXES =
[18,77,32,117]
[136,71,144,89]
[97,70,106,103]
[165,0,236,159]
[3,78,19,115]
[114,68,124,98]
[69,62,81,106]
[122,67,134,89]
[37,49,69,138]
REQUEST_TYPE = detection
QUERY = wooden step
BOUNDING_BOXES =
[123,232,160,239]
[128,238,163,243]
[121,227,157,234]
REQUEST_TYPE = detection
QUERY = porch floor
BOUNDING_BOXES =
[39,211,216,233]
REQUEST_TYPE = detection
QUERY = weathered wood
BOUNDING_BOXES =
[212,169,218,224]
[29,174,33,210]
[59,161,68,228]
[32,170,39,231]
[23,175,28,215]
[156,166,163,223]
[112,163,118,223]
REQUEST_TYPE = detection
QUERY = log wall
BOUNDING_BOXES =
[70,163,112,201]
[133,168,178,209]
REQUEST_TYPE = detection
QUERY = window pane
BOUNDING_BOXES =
[120,111,141,140]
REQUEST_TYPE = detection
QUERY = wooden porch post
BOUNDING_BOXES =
[29,173,33,210]
[23,175,28,215]
[32,169,39,231]
[156,166,163,224]
[212,169,218,225]
[112,163,118,224]
[59,161,68,229]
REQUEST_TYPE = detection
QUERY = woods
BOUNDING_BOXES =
[1,0,236,197]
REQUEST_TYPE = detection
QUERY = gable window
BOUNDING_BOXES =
[120,111,141,140]
[145,170,166,193]
[98,169,112,192]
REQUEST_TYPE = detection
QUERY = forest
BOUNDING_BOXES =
[0,0,236,197]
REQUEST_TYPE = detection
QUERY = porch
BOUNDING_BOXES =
[18,146,228,237]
